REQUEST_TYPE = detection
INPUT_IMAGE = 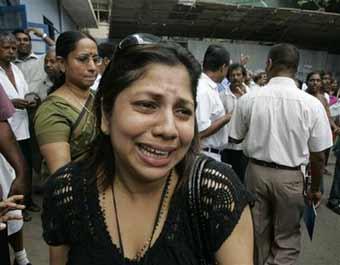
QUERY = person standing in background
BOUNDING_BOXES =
[227,63,250,92]
[13,28,55,95]
[229,43,332,265]
[34,31,99,175]
[196,44,231,161]
[0,82,31,265]
[321,71,332,104]
[220,81,248,182]
[0,32,38,220]
[14,28,54,65]
[22,47,59,100]
[91,41,115,91]
[329,78,339,105]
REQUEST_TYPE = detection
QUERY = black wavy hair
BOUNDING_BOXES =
[86,39,202,190]
[49,31,97,93]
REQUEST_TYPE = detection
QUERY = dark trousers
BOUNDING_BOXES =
[28,108,42,174]
[0,227,10,265]
[18,139,33,204]
[325,148,331,166]
[221,149,248,183]
[328,155,340,206]
[319,147,331,194]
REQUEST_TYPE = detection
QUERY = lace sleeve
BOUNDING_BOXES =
[42,166,74,246]
[199,159,254,253]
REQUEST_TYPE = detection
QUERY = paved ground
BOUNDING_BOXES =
[19,154,340,265]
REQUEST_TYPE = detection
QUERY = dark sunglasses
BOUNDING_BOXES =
[117,33,161,52]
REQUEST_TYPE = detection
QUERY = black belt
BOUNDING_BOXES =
[203,147,221,154]
[250,158,300,171]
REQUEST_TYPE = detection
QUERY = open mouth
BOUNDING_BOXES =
[137,144,171,159]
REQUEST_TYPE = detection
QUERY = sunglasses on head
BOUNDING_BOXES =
[117,33,161,52]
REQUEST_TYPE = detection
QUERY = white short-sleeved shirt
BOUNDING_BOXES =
[15,53,41,82]
[196,73,228,150]
[15,54,49,98]
[0,63,30,140]
[219,90,243,151]
[31,75,53,100]
[229,76,332,167]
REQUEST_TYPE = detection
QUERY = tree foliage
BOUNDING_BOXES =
[297,0,340,12]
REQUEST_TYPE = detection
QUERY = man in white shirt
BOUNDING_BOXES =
[22,47,59,100]
[196,45,231,161]
[0,33,32,162]
[229,43,333,265]
[250,69,267,91]
[219,81,248,182]
[227,63,250,93]
[90,41,114,91]
[0,32,40,213]
[321,71,332,104]
[13,28,55,64]
[13,28,55,97]
[0,31,33,265]
[13,29,56,211]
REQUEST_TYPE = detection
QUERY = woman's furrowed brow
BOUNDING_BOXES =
[133,91,194,105]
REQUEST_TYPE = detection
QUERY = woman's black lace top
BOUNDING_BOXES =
[42,158,253,265]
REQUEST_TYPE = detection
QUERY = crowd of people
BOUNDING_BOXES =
[0,27,339,265]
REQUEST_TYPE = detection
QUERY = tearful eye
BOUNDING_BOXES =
[140,102,156,108]
[175,108,193,119]
[134,101,158,113]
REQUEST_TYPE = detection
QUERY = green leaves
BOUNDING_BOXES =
[296,0,340,12]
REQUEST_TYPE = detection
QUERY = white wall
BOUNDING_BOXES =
[60,7,77,32]
[188,39,340,81]
[20,0,59,29]
[19,0,77,31]
[19,0,77,53]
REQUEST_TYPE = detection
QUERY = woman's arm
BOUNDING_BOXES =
[215,206,254,265]
[40,142,71,174]
[49,245,69,265]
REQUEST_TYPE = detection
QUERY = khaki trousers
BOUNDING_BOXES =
[245,162,305,265]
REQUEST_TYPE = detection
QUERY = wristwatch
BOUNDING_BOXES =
[42,33,47,39]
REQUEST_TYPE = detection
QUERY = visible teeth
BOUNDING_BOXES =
[139,144,169,158]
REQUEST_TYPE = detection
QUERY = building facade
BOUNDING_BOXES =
[0,0,97,53]
[88,0,111,42]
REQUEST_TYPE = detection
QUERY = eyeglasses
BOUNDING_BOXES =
[117,33,161,52]
[75,55,103,66]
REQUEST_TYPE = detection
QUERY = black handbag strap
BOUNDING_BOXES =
[188,154,213,265]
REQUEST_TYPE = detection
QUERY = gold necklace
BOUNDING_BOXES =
[68,87,93,115]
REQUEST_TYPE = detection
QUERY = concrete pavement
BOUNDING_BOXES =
[19,154,340,265]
